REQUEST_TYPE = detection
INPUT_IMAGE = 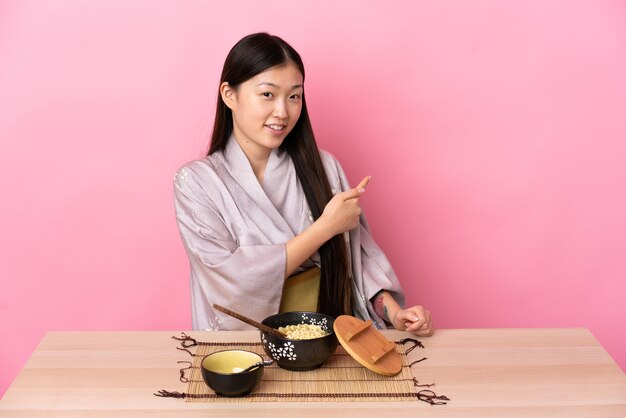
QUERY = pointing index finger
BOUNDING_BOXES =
[356,175,371,191]
[341,176,372,201]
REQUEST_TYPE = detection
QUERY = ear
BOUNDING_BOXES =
[220,82,236,110]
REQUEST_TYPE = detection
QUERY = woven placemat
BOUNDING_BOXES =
[155,333,448,404]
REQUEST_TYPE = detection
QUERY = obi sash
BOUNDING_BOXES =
[279,267,320,313]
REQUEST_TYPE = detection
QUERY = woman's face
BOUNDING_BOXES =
[222,62,304,159]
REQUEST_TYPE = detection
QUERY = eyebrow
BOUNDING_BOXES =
[256,82,303,89]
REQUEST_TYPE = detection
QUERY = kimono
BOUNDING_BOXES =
[173,136,405,331]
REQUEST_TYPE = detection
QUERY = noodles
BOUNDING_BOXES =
[277,324,329,340]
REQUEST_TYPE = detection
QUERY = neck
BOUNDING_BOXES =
[233,135,270,183]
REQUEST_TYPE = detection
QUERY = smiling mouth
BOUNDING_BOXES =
[265,124,286,131]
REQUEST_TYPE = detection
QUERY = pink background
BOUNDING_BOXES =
[1,0,625,397]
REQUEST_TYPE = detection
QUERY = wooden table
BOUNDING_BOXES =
[1,329,625,417]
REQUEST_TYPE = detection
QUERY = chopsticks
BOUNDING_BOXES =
[213,304,287,338]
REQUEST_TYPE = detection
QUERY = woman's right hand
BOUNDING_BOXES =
[284,176,370,277]
[318,176,370,237]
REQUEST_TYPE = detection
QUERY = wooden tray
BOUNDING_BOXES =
[333,315,402,376]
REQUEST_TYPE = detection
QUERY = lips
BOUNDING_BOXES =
[265,124,286,132]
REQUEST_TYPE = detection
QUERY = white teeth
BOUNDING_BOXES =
[267,124,284,130]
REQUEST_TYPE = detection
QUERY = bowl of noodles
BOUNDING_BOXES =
[260,311,338,371]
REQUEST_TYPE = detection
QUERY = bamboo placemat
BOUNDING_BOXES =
[156,333,448,403]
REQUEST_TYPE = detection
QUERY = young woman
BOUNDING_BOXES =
[174,33,432,336]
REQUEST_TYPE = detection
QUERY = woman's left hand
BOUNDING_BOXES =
[392,305,433,336]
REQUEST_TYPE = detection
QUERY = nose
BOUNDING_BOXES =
[273,99,288,119]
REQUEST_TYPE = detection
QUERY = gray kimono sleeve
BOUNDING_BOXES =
[173,168,286,330]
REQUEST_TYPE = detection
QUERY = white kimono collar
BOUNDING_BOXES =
[223,134,289,187]
[223,135,294,238]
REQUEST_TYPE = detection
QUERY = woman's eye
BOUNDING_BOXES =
[290,94,301,101]
[262,92,273,98]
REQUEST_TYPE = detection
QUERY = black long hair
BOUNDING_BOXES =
[208,33,351,318]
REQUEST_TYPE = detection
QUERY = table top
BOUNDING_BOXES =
[1,328,625,417]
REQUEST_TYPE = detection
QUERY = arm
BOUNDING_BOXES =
[319,150,434,336]
[174,167,288,329]
[372,290,433,336]
[284,176,371,277]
